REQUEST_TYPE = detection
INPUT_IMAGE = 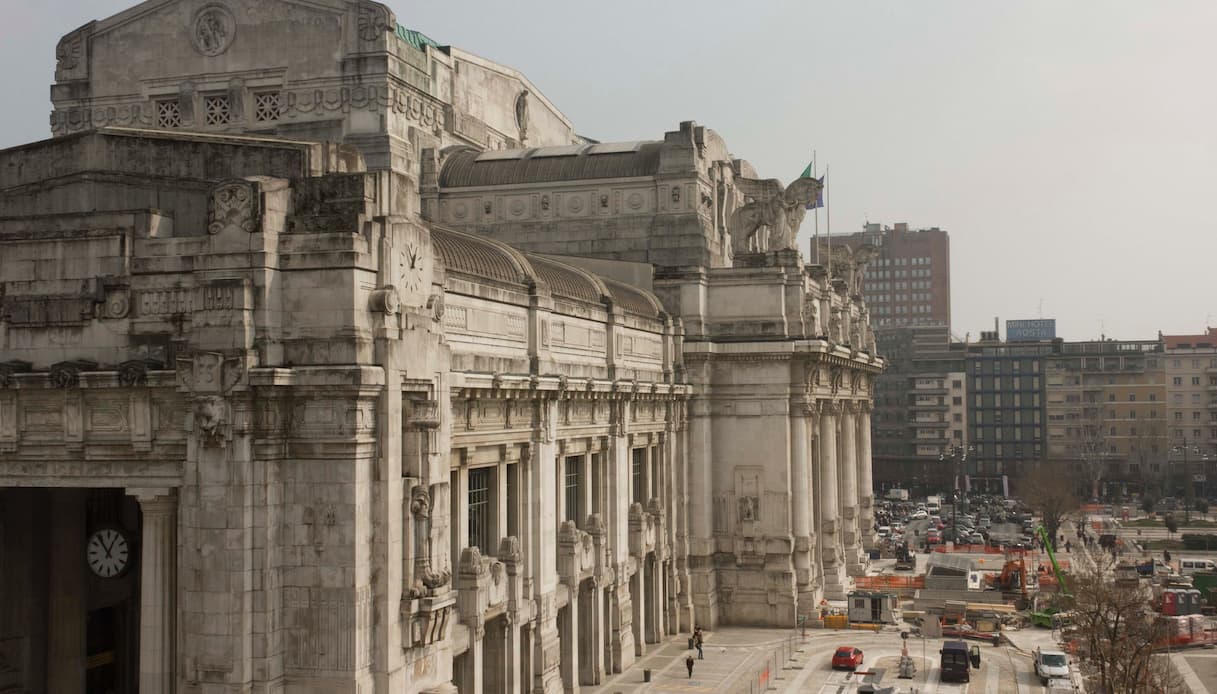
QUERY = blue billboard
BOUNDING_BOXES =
[1006,319,1056,342]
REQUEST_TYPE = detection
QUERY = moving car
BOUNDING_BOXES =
[831,646,864,670]
[1034,648,1069,685]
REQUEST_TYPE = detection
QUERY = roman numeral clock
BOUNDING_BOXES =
[86,526,133,578]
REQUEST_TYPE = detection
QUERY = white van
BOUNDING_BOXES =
[1179,558,1217,575]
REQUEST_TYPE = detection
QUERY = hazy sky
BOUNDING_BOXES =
[4,1,1215,341]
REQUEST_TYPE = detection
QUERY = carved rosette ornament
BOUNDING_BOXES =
[191,4,237,57]
[207,180,261,235]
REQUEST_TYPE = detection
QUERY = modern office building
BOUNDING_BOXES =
[831,222,951,329]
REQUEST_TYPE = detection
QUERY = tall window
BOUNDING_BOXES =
[564,456,583,524]
[632,448,647,503]
[468,468,492,554]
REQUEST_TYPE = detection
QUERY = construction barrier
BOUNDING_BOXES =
[854,575,925,591]
[823,614,848,629]
[932,544,1004,554]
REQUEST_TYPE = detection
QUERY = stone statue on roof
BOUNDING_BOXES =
[729,176,823,255]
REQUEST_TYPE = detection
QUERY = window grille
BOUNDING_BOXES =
[254,92,280,122]
[468,468,492,554]
[564,456,582,524]
[156,100,181,128]
[204,95,231,125]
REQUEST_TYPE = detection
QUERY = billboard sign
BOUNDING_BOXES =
[1006,319,1056,342]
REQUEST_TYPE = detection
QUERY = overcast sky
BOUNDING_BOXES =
[4,1,1215,341]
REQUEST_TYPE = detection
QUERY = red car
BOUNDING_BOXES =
[831,646,864,670]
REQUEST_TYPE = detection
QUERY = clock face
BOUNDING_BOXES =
[87,528,131,578]
[401,243,423,292]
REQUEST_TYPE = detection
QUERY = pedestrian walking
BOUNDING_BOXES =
[686,654,695,678]
[1065,540,1072,553]
[695,630,704,659]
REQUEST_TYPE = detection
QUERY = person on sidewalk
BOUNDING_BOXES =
[686,654,695,678]
[694,629,704,659]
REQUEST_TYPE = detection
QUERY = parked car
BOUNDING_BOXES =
[831,646,864,670]
[911,510,928,520]
[968,532,986,544]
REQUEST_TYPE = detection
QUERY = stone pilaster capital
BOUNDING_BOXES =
[857,401,873,414]
[127,487,176,511]
[818,400,841,416]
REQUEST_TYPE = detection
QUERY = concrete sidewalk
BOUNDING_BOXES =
[581,627,819,694]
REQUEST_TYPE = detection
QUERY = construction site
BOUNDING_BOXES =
[815,498,1217,692]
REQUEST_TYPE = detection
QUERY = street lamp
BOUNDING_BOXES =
[1170,439,1212,523]
[940,443,975,544]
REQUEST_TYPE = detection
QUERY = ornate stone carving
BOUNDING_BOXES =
[738,496,758,522]
[192,4,236,57]
[176,352,244,395]
[514,90,529,143]
[207,180,261,235]
[0,361,31,388]
[193,395,227,439]
[357,1,392,41]
[408,485,451,598]
[407,399,441,430]
[730,176,822,253]
[426,292,445,321]
[829,307,843,344]
[56,31,83,70]
[118,358,162,387]
[49,360,96,388]
[370,286,400,314]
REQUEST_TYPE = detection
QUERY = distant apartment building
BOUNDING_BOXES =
[965,337,1051,494]
[1162,329,1217,499]
[829,222,951,329]
[871,326,967,494]
[842,223,956,494]
[1043,339,1166,498]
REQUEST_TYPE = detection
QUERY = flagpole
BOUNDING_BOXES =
[812,150,819,266]
[825,163,831,274]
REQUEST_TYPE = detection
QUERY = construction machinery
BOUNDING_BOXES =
[1029,526,1073,628]
[988,550,1031,608]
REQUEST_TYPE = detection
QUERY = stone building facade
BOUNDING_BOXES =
[0,2,881,693]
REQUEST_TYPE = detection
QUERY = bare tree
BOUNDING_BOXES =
[1069,553,1183,693]
[1018,461,1079,550]
[1067,401,1110,501]
[1129,420,1166,500]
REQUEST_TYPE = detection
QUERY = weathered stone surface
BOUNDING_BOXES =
[0,3,880,694]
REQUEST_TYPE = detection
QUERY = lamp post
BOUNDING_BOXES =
[940,443,975,544]
[1170,438,1211,523]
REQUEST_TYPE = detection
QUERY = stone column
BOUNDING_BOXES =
[789,397,816,616]
[131,489,177,694]
[818,402,848,599]
[839,402,864,575]
[47,488,86,693]
[558,592,579,694]
[857,404,877,551]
